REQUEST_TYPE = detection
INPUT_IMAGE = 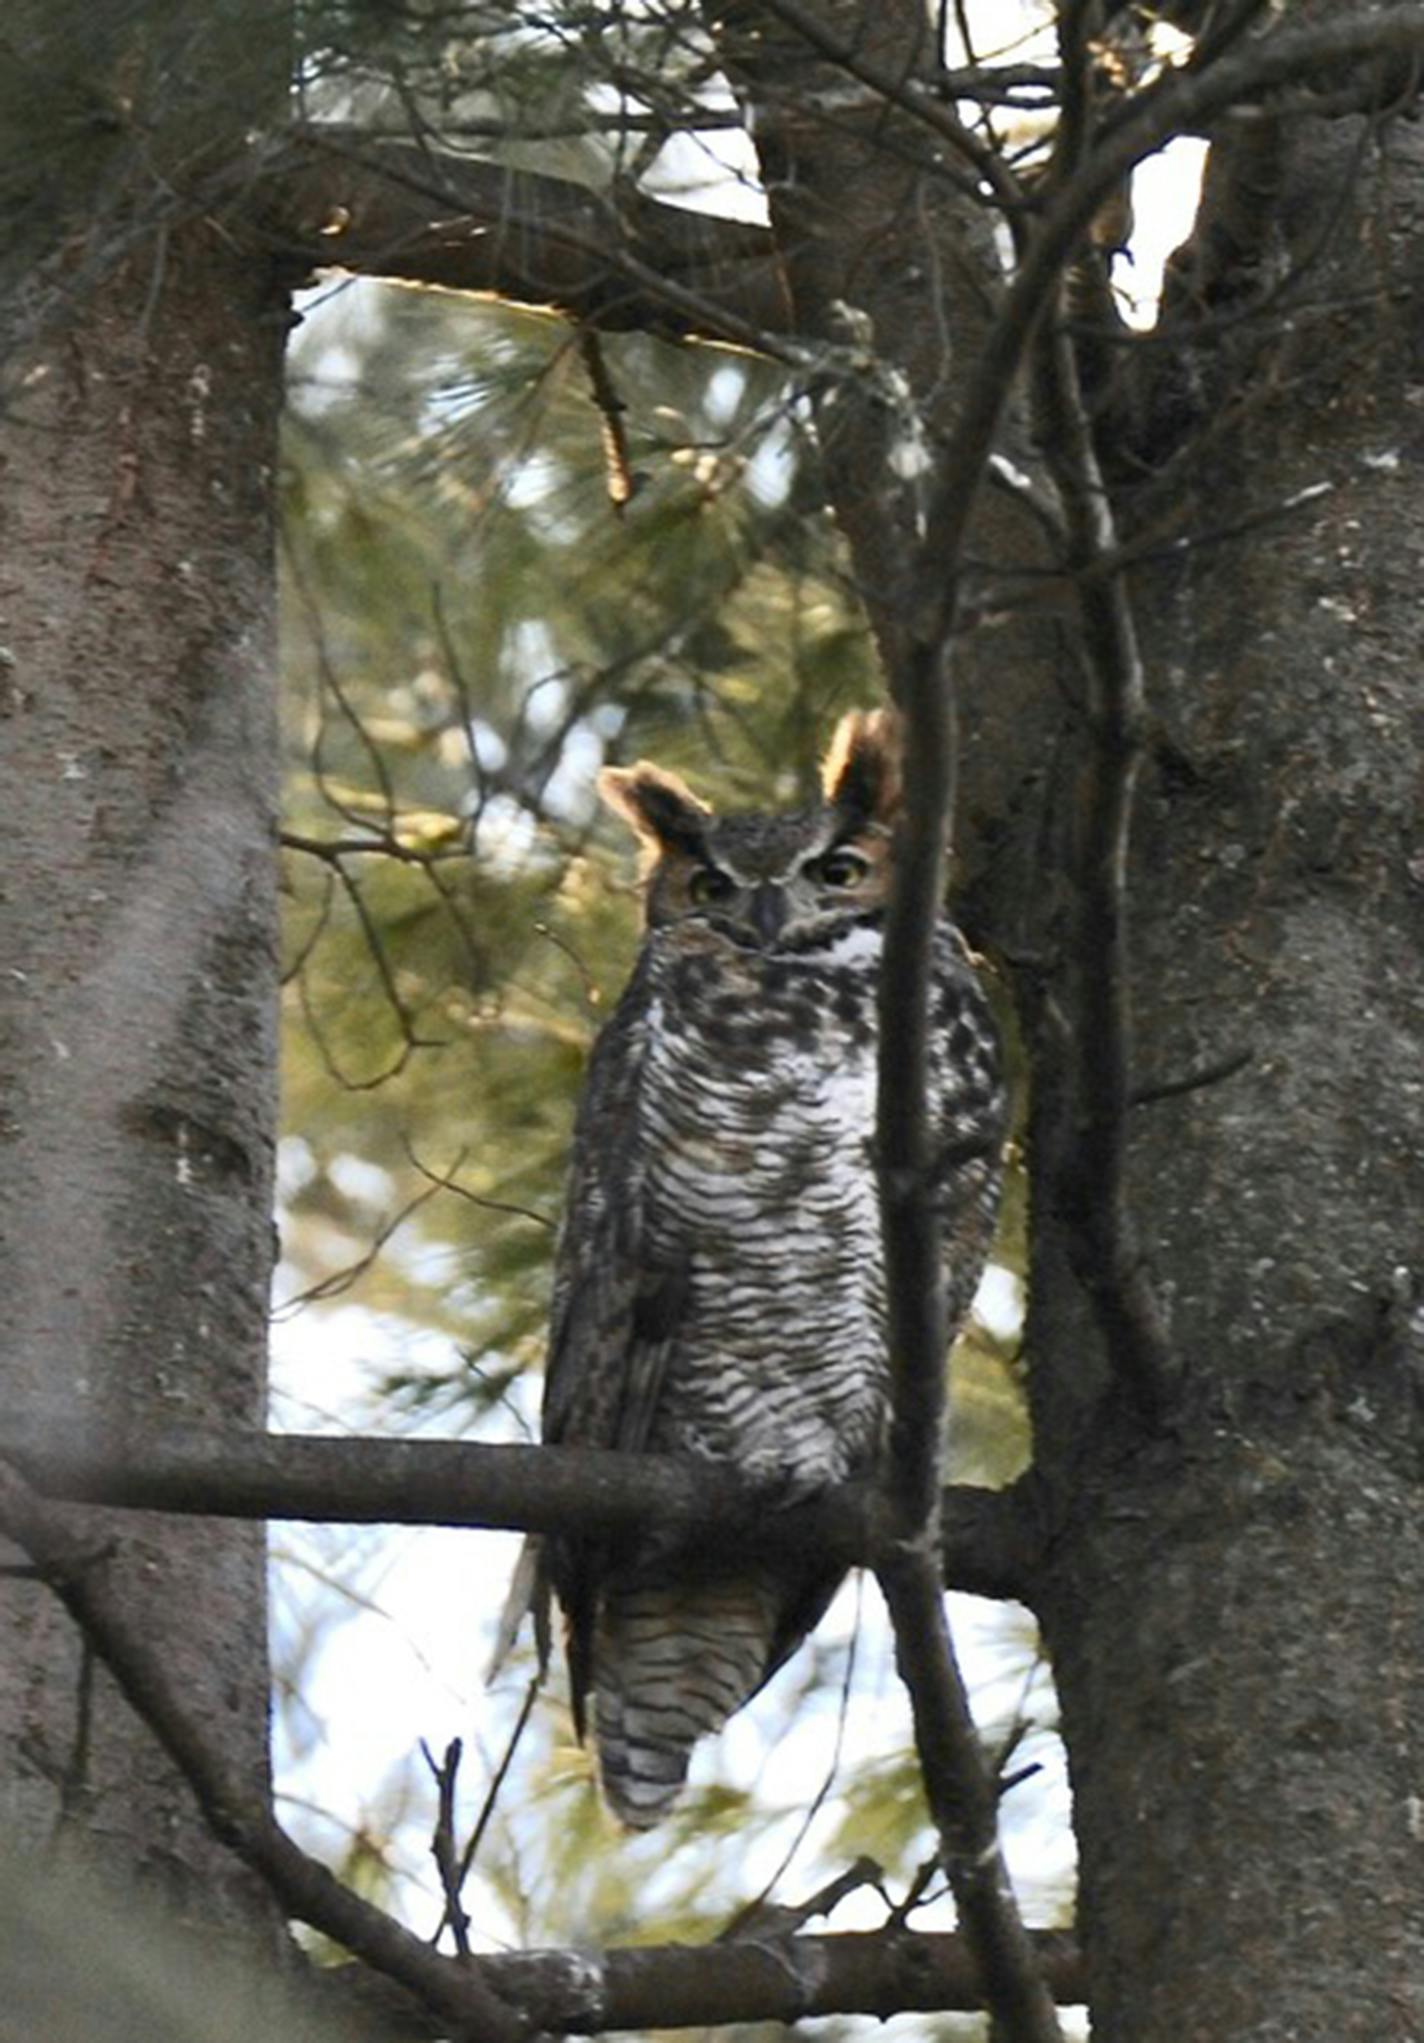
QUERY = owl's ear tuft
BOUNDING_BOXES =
[822,708,902,826]
[599,763,713,854]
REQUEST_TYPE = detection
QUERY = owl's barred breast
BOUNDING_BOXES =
[635,917,890,1487]
[581,905,1004,1826]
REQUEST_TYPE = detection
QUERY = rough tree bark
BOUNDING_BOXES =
[1027,88,1424,2039]
[0,0,290,1951]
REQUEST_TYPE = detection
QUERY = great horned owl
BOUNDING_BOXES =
[499,710,1007,1828]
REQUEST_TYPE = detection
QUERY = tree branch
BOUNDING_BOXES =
[874,1550,1067,2043]
[474,1924,1082,2031]
[254,127,791,347]
[0,1459,528,2043]
[238,11,1424,372]
[0,1456,1084,2034]
[913,5,1424,648]
[875,496,1067,2043]
[1027,39,1178,1422]
[1,1417,1047,1606]
[275,1915,1085,2037]
[858,29,1424,2030]
[1025,318,1168,1421]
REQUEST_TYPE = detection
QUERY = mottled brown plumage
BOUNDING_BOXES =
[497,711,1006,1827]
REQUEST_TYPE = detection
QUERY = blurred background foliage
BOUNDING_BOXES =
[273,1,1065,2028]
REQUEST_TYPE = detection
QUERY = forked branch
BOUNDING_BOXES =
[0,1460,527,2042]
[0,1458,1085,2036]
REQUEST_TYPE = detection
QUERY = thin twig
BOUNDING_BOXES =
[453,1676,540,1900]
[284,532,400,835]
[280,828,468,866]
[720,1853,886,1943]
[531,920,603,1015]
[1129,1046,1254,1109]
[272,1176,448,1318]
[421,1738,472,1958]
[1027,37,1177,1419]
[402,1141,555,1233]
[430,579,488,830]
[719,1578,865,1937]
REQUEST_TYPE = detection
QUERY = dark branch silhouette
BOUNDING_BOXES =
[3,1417,1047,1606]
[0,1455,1083,2032]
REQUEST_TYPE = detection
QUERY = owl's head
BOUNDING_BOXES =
[598,710,902,951]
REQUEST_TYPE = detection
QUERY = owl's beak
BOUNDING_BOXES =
[748,883,787,946]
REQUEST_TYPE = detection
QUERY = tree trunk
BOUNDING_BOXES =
[1030,89,1424,2039]
[0,2,289,1945]
[713,8,1424,2032]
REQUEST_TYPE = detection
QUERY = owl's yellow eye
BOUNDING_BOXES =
[689,866,735,906]
[811,848,870,889]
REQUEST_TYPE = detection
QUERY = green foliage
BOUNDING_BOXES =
[279,278,877,1351]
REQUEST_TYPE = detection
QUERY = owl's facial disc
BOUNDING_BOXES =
[659,836,885,950]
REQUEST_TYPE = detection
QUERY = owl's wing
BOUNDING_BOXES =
[540,961,692,1732]
[930,929,1011,1330]
[543,960,687,1454]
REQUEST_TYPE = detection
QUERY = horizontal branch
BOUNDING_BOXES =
[254,127,790,346]
[245,14,1424,357]
[475,1924,1083,2031]
[2,1457,1082,2034]
[318,1919,1085,2037]
[2,1417,1046,1605]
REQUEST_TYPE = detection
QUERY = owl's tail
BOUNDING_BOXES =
[592,1570,782,1830]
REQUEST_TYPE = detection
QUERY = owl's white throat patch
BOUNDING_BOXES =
[816,920,883,969]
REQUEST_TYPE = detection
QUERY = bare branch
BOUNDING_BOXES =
[914,6,1424,644]
[871,258,1066,2043]
[0,1460,527,2043]
[280,829,469,867]
[1,1456,1081,2034]
[322,1917,1083,2036]
[420,1737,473,1959]
[875,1549,1066,2043]
[475,1922,1083,2031]
[272,1177,449,1317]
[453,1676,540,1903]
[256,127,793,348]
[872,630,1059,2032]
[3,1418,1048,1605]
[870,204,1064,2043]
[1028,149,1175,1422]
